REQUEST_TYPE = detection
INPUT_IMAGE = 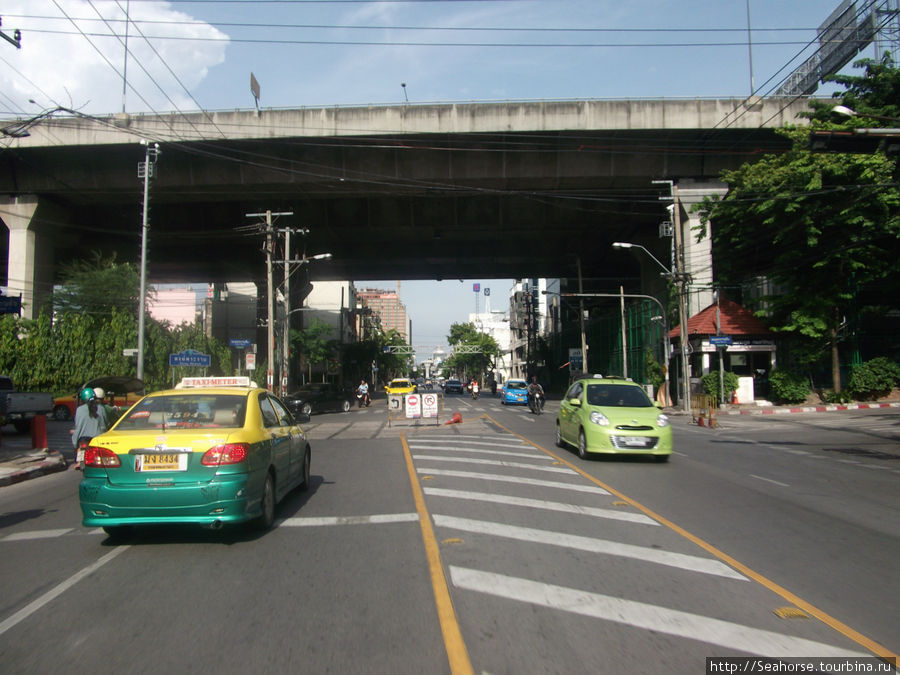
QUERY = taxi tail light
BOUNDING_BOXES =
[202,443,249,466]
[84,446,121,468]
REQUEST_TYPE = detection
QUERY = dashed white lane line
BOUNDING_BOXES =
[449,567,868,659]
[417,468,610,494]
[422,487,659,526]
[410,440,531,449]
[749,474,791,488]
[433,514,745,580]
[0,545,130,637]
[413,454,576,474]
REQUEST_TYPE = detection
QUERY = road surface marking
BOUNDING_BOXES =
[416,468,609,494]
[0,545,130,637]
[409,445,545,459]
[749,474,791,488]
[1,528,73,541]
[433,515,745,580]
[278,513,419,527]
[413,455,576,474]
[422,487,659,525]
[401,435,474,675]
[480,413,900,662]
[449,567,869,659]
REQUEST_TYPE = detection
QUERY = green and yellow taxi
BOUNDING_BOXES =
[384,378,417,395]
[556,375,672,462]
[79,377,312,539]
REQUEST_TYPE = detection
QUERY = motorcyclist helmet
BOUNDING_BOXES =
[79,386,96,403]
[93,387,105,400]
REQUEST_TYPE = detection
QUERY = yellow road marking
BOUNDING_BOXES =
[401,434,473,675]
[484,414,899,663]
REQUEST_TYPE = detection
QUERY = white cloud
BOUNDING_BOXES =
[0,0,228,115]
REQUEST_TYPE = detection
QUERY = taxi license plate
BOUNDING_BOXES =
[136,453,187,472]
[622,436,650,447]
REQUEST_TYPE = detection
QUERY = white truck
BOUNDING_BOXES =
[0,376,54,433]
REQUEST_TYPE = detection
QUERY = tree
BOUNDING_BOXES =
[697,58,900,392]
[445,322,501,380]
[291,318,335,383]
[51,251,150,316]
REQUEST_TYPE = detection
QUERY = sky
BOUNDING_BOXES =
[0,0,891,354]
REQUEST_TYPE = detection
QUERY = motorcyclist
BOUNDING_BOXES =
[356,379,370,407]
[527,376,545,412]
[72,386,109,470]
[470,378,479,399]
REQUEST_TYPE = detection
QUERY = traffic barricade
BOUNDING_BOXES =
[691,394,718,428]
[386,391,443,427]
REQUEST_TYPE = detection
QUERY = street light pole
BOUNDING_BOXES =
[136,140,159,382]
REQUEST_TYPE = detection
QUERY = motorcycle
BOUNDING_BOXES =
[75,435,92,470]
[528,391,545,415]
[356,390,370,408]
[471,383,479,400]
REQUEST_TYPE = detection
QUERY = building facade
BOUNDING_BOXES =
[356,288,409,342]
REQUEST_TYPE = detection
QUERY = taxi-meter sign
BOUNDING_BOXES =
[422,393,438,418]
[405,394,421,418]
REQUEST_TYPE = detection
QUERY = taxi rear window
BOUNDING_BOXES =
[115,394,248,430]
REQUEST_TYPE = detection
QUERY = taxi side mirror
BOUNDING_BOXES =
[295,412,311,424]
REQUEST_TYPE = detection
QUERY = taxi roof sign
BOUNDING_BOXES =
[177,376,255,389]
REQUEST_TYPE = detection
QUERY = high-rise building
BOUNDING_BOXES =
[357,288,408,342]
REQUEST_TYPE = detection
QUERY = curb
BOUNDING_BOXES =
[0,451,69,487]
[721,402,900,416]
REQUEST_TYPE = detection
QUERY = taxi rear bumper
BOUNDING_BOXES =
[79,473,261,527]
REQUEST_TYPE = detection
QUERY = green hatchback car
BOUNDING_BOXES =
[556,376,672,462]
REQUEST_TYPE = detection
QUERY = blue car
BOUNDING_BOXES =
[501,379,529,405]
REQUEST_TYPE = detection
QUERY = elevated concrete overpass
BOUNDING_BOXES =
[0,97,813,316]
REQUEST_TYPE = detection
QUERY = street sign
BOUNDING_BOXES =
[229,338,252,349]
[246,352,256,370]
[169,349,211,367]
[405,393,421,418]
[422,393,438,418]
[0,294,21,315]
[710,335,732,348]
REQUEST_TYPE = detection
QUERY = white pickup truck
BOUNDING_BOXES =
[0,375,54,433]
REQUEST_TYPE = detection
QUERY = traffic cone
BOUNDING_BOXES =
[445,412,463,425]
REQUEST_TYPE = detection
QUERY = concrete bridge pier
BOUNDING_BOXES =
[1,195,59,319]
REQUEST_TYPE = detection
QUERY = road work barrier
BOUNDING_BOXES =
[386,391,443,427]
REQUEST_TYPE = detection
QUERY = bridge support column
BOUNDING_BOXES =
[1,195,57,319]
[675,180,727,316]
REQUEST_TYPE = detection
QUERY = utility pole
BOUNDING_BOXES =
[282,226,291,397]
[245,209,293,392]
[136,141,159,382]
[577,257,588,374]
[653,179,692,414]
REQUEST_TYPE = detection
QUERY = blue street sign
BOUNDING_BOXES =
[229,338,252,349]
[0,295,21,315]
[710,335,732,347]
[169,349,211,367]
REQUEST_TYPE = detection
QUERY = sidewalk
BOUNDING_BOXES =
[0,423,70,488]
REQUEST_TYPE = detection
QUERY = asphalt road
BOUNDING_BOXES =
[0,400,897,673]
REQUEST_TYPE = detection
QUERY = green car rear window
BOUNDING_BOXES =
[586,384,652,408]
[115,394,248,430]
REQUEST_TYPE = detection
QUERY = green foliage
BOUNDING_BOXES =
[445,322,501,380]
[700,370,739,401]
[695,60,900,392]
[291,318,336,382]
[768,369,811,405]
[846,357,900,400]
[51,251,148,316]
[643,347,665,392]
[823,389,853,404]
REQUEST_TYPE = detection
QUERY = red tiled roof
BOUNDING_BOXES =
[669,298,771,339]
